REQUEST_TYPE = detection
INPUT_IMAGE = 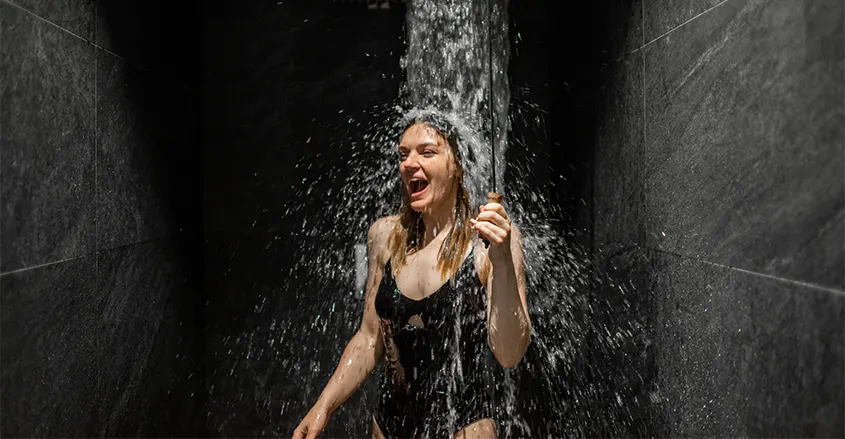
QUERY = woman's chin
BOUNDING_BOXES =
[409,197,431,212]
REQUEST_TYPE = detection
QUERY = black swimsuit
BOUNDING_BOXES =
[373,246,497,438]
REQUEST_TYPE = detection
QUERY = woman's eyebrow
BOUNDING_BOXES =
[398,142,439,150]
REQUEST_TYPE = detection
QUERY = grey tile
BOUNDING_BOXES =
[96,238,197,437]
[590,246,657,437]
[745,277,844,437]
[651,250,845,437]
[7,0,94,40]
[644,0,845,289]
[650,251,750,437]
[0,255,99,437]
[594,52,644,256]
[0,3,96,272]
[643,0,723,43]
[96,52,174,250]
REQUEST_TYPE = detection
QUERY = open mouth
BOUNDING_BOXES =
[409,178,429,197]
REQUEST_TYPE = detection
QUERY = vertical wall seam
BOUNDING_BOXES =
[641,0,645,49]
[93,1,98,260]
[93,0,100,434]
[640,4,646,249]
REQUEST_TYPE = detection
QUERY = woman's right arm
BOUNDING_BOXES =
[293,218,391,439]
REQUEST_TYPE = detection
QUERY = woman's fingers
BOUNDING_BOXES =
[479,203,510,226]
[293,413,324,439]
[476,210,510,230]
[480,202,504,212]
[476,221,505,244]
[476,208,511,234]
[471,219,506,244]
[293,423,318,439]
[480,202,509,219]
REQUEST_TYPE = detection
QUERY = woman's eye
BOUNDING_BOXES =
[423,150,435,156]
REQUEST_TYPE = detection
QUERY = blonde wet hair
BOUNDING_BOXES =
[388,115,473,280]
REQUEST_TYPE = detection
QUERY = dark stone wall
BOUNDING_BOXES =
[0,0,205,436]
[592,0,844,436]
[5,0,832,437]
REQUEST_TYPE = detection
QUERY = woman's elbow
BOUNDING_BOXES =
[353,328,384,360]
[492,348,527,369]
[489,335,531,369]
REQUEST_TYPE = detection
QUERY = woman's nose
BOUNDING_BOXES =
[403,152,421,169]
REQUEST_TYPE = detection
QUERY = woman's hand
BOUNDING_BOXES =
[470,202,512,262]
[292,404,330,439]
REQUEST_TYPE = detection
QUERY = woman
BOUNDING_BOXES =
[293,115,531,439]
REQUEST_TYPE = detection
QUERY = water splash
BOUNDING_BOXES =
[208,1,651,437]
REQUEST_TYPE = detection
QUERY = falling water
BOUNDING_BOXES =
[402,0,509,192]
[397,1,649,436]
[209,1,651,438]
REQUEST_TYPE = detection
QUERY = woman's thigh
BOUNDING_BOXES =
[371,416,386,439]
[454,418,497,439]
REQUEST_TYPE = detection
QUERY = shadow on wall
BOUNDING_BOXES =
[95,0,205,437]
[96,0,201,241]
[489,1,658,438]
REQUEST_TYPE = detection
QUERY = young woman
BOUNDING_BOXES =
[293,115,530,439]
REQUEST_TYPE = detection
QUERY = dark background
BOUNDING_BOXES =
[1,0,843,437]
[1,0,205,437]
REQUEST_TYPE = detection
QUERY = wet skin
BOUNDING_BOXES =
[293,123,529,439]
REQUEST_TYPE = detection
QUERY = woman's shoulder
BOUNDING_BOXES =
[368,215,399,239]
[367,215,399,259]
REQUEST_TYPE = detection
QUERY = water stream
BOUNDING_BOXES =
[209,1,649,437]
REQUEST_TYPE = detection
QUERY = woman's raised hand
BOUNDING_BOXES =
[292,404,330,439]
[470,202,512,259]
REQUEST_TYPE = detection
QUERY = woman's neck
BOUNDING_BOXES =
[419,197,456,248]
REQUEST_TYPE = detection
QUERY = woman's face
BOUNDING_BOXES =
[398,123,457,213]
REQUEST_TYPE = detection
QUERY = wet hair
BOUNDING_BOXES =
[388,113,473,280]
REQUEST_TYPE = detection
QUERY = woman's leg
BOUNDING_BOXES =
[453,418,497,439]
[372,415,387,439]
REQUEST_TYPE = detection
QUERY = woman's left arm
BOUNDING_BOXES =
[471,204,531,368]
